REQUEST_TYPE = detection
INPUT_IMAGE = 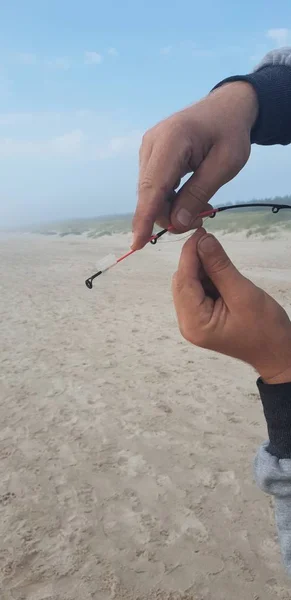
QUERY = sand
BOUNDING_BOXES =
[1,230,291,600]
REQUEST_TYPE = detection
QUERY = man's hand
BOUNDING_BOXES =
[172,229,291,384]
[132,82,258,250]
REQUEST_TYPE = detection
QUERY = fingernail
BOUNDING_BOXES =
[198,235,217,254]
[176,208,192,227]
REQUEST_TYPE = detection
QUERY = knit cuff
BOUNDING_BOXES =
[257,378,291,459]
[212,65,291,146]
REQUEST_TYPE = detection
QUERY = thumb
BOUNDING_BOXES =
[197,233,244,301]
[171,143,244,231]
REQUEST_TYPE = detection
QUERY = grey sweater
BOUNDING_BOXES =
[215,47,291,575]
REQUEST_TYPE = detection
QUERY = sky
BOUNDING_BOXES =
[1,0,291,226]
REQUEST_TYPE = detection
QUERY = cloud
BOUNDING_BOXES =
[250,53,261,63]
[49,130,85,154]
[267,28,290,47]
[13,49,118,69]
[108,47,119,57]
[14,53,70,69]
[0,113,33,126]
[46,57,71,70]
[0,123,142,161]
[192,49,215,58]
[96,130,141,160]
[0,111,64,126]
[0,110,117,129]
[160,46,172,55]
[0,129,85,158]
[0,75,13,96]
[16,52,37,65]
[160,43,222,59]
[84,51,103,65]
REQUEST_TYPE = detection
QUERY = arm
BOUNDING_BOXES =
[172,229,291,575]
[255,380,291,575]
[133,47,291,249]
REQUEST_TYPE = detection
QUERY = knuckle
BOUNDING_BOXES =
[138,176,153,193]
[139,130,154,159]
[138,175,168,198]
[179,320,206,347]
[151,114,191,148]
[186,183,209,207]
[141,118,175,144]
[164,116,186,137]
[209,255,231,274]
[141,129,153,145]
[139,131,152,161]
[140,113,192,154]
[220,139,250,174]
[163,120,193,160]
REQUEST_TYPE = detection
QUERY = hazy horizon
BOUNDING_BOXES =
[1,2,291,227]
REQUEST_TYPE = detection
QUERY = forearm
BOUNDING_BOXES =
[255,379,291,575]
[213,47,291,146]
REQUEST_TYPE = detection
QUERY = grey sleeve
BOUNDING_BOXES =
[254,444,291,575]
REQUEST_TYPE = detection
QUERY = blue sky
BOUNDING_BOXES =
[1,0,291,226]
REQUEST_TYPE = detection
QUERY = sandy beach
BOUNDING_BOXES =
[1,230,291,600]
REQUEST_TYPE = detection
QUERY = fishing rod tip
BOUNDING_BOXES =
[85,279,93,289]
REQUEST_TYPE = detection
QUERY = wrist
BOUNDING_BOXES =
[210,81,259,131]
[252,322,291,385]
[262,366,291,385]
[257,345,291,384]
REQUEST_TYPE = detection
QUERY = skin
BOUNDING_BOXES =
[135,81,290,383]
[172,229,291,385]
[133,81,258,250]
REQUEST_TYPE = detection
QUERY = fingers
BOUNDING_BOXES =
[197,233,244,302]
[170,143,244,231]
[133,144,182,248]
[132,124,192,250]
[133,118,249,248]
[155,201,213,233]
[173,230,249,349]
[175,228,206,288]
[172,230,213,340]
